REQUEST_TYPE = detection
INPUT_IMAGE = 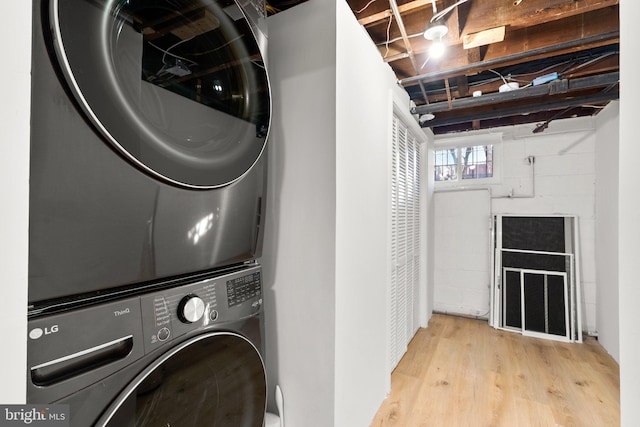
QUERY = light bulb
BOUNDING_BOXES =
[429,41,445,59]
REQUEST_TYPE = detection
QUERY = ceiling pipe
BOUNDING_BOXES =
[411,71,619,115]
[399,31,619,86]
[420,90,619,128]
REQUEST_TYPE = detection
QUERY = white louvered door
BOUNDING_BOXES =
[389,114,422,371]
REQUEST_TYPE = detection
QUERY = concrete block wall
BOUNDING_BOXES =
[433,189,491,318]
[434,116,598,333]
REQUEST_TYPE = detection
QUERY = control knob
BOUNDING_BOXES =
[177,294,205,324]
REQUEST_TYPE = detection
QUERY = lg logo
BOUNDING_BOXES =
[29,325,59,340]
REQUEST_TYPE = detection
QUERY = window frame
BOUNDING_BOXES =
[433,134,502,188]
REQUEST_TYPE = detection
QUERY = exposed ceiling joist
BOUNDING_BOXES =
[340,0,621,133]
[266,0,620,133]
[412,71,619,115]
[455,0,618,33]
[357,0,435,26]
[422,90,618,128]
[401,31,619,87]
[387,0,430,102]
[394,7,619,79]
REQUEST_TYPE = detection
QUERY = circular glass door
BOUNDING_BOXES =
[99,332,267,426]
[51,0,271,188]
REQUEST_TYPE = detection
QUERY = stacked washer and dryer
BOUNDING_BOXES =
[27,0,272,425]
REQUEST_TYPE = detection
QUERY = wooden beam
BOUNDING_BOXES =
[463,26,506,49]
[388,4,618,69]
[456,76,469,97]
[396,6,619,85]
[358,0,618,67]
[357,0,435,26]
[356,0,617,36]
[466,46,482,64]
[453,0,619,33]
[388,0,431,103]
[444,78,453,109]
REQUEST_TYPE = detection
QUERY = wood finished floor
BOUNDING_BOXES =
[370,314,620,427]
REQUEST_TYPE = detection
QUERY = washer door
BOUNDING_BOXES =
[51,0,270,188]
[98,332,266,426]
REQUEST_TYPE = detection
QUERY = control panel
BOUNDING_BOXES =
[140,265,262,354]
[26,265,262,404]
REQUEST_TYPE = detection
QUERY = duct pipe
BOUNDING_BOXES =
[421,90,619,128]
[411,71,619,115]
[400,31,619,86]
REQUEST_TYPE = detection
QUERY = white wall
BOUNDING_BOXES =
[425,137,436,318]
[262,1,337,425]
[334,0,397,424]
[263,0,420,425]
[0,1,31,404]
[434,118,599,333]
[619,2,640,424]
[433,189,491,318]
[595,101,619,362]
[5,0,633,422]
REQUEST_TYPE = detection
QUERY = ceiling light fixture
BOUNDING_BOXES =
[423,20,448,42]
[424,20,448,59]
[419,113,436,125]
[422,0,470,62]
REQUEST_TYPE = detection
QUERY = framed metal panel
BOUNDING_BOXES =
[491,214,581,343]
[520,269,570,342]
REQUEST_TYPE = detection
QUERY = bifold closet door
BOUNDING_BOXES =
[389,114,421,372]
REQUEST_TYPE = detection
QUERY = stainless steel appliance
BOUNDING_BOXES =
[27,265,266,426]
[29,0,271,312]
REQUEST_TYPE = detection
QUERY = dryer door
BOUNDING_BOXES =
[98,332,267,426]
[51,0,270,188]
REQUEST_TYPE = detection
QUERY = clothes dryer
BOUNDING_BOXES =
[27,264,266,426]
[29,0,270,311]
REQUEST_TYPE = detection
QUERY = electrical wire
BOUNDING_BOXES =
[147,40,198,66]
[355,0,377,14]
[468,76,502,87]
[508,59,573,78]
[562,51,619,75]
[487,69,508,85]
[472,52,612,88]
[251,59,265,69]
[420,54,431,70]
[431,0,469,23]
[377,31,424,46]
[265,5,280,14]
[384,14,393,58]
[186,34,244,56]
[533,107,575,133]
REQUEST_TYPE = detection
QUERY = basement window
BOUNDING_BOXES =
[435,145,493,182]
[433,134,501,185]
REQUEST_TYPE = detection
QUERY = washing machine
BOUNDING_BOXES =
[29,0,271,313]
[27,264,266,426]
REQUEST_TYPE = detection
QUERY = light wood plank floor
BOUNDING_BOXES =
[370,314,620,427]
